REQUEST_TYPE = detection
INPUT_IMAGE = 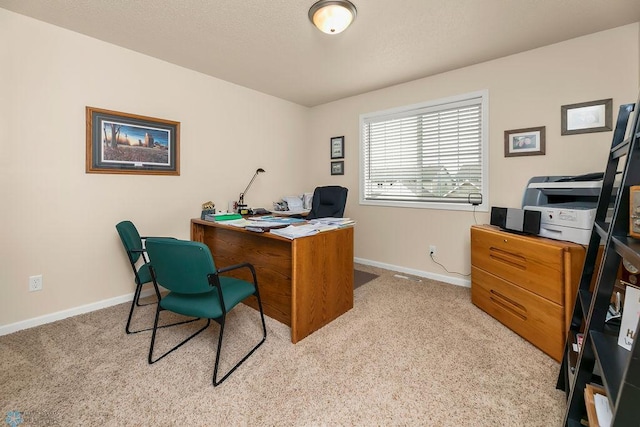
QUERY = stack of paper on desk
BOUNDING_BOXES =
[223,218,250,227]
[223,219,289,229]
[203,213,243,222]
[270,224,320,239]
[272,209,310,216]
[248,216,306,224]
[308,217,356,227]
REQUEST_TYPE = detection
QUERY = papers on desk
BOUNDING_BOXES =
[223,218,289,229]
[270,224,320,239]
[282,196,304,211]
[269,219,355,239]
[222,219,251,227]
[218,216,356,238]
[248,216,306,224]
[272,209,310,216]
[308,217,356,227]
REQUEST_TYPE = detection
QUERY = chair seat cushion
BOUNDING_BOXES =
[160,276,256,319]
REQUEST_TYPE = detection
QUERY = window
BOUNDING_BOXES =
[360,90,488,211]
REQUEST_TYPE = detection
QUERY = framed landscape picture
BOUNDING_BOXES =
[86,107,180,175]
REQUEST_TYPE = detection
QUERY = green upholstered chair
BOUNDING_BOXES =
[115,221,196,334]
[145,238,267,386]
[116,220,162,334]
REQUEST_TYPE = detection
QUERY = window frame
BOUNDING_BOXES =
[359,90,489,212]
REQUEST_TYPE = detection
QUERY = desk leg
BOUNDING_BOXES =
[191,222,205,242]
[290,227,354,343]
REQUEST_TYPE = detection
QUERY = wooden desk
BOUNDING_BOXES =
[191,219,354,343]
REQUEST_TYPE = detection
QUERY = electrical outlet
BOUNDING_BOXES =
[429,245,437,256]
[29,275,43,292]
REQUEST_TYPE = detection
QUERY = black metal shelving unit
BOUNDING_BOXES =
[557,91,640,426]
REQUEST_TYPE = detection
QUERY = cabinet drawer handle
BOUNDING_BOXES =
[489,289,527,320]
[488,247,526,270]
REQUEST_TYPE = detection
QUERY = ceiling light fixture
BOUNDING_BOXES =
[308,0,357,35]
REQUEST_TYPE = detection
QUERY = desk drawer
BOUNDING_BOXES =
[471,266,564,361]
[471,226,564,304]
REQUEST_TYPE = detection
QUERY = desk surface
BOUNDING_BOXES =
[191,219,354,343]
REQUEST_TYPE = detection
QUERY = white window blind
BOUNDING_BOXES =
[361,91,487,209]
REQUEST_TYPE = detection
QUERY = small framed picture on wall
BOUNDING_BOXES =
[330,136,344,159]
[561,98,612,135]
[504,126,546,157]
[331,161,344,175]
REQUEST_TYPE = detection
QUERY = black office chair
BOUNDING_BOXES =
[145,238,267,386]
[306,186,348,220]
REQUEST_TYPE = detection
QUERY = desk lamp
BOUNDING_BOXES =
[237,168,265,214]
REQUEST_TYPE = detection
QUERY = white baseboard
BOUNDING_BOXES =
[354,257,471,288]
[0,288,157,337]
[2,259,469,336]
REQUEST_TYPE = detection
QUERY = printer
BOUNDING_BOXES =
[522,173,605,245]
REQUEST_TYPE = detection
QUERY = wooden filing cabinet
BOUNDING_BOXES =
[470,225,585,361]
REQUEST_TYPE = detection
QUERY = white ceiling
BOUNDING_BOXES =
[2,0,640,107]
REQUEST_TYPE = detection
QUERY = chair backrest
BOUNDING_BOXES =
[145,238,217,295]
[116,220,145,264]
[307,186,348,219]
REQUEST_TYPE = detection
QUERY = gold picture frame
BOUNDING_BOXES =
[86,107,180,175]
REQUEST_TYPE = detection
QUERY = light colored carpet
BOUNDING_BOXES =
[0,264,565,426]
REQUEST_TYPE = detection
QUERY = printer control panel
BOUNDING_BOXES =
[526,206,596,229]
[524,204,596,245]
[554,210,577,222]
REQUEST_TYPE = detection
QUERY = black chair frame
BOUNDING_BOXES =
[148,262,267,387]
[124,245,157,334]
[114,219,201,335]
[125,245,200,335]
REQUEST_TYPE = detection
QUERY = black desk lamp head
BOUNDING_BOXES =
[237,168,265,213]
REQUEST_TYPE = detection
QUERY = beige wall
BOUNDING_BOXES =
[307,23,640,284]
[1,7,639,329]
[0,9,310,327]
